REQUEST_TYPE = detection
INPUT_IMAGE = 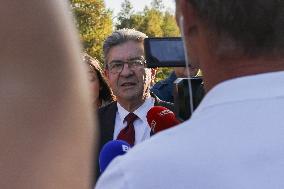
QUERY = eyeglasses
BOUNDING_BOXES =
[106,58,146,74]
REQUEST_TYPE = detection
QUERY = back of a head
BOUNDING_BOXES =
[83,53,114,103]
[83,53,103,72]
[0,1,96,188]
[188,0,284,57]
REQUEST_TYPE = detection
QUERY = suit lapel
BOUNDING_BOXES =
[99,102,117,146]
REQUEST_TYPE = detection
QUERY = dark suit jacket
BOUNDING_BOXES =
[95,94,174,180]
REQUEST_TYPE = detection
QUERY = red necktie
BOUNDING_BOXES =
[117,113,138,147]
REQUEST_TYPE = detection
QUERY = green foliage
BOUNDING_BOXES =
[150,0,165,11]
[162,11,180,37]
[117,0,133,21]
[116,0,136,29]
[155,67,173,82]
[116,0,179,38]
[69,0,113,63]
[140,9,164,37]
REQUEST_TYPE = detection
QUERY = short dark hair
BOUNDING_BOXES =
[187,0,284,56]
[103,28,148,65]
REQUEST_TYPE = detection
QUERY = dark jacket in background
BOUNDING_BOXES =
[151,71,177,103]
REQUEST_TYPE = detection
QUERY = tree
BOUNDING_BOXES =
[70,0,113,63]
[116,0,134,29]
[140,8,164,37]
[150,0,165,11]
[161,11,180,37]
[116,0,180,37]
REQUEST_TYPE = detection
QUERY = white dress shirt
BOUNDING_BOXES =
[96,71,284,189]
[113,97,155,145]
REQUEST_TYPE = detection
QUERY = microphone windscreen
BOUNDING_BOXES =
[146,106,180,134]
[99,140,130,173]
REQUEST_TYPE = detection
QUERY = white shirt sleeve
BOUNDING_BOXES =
[95,156,130,189]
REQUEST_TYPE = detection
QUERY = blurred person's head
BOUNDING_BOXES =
[0,0,96,188]
[83,53,114,107]
[175,0,284,91]
[103,28,154,111]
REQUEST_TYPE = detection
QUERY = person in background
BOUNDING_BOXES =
[0,0,96,188]
[96,0,284,188]
[151,65,200,103]
[83,53,115,108]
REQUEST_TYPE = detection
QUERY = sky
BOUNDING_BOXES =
[104,0,176,17]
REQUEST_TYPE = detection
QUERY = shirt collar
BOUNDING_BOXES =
[117,96,155,123]
[133,97,155,124]
[117,103,129,123]
[195,71,284,115]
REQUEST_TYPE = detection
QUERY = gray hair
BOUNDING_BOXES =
[187,0,284,57]
[103,28,148,65]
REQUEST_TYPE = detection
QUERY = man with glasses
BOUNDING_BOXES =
[96,28,174,179]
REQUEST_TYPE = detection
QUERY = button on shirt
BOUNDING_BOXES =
[113,97,155,145]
